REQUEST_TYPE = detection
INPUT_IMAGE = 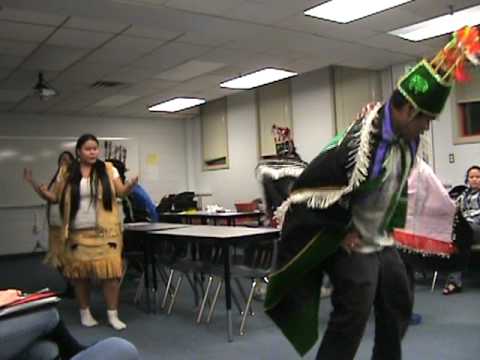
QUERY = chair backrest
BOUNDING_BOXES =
[238,237,279,272]
[449,185,467,200]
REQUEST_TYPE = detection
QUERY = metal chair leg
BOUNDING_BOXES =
[240,280,257,336]
[235,279,255,316]
[235,278,249,303]
[196,276,213,324]
[167,275,183,314]
[431,271,438,292]
[207,279,223,323]
[232,289,243,315]
[161,269,175,309]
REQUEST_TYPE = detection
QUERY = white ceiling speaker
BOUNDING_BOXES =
[33,72,58,100]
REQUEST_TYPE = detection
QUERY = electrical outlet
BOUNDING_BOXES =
[448,153,455,163]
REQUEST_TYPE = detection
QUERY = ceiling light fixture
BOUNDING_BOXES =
[33,72,58,100]
[148,97,206,112]
[220,68,298,90]
[389,5,480,41]
[304,0,413,23]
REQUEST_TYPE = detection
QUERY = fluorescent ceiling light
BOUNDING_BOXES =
[220,68,297,90]
[304,0,413,23]
[389,5,480,41]
[148,97,206,112]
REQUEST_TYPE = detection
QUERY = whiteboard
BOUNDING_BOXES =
[0,136,138,208]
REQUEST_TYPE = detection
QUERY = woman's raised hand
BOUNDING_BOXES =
[23,168,34,184]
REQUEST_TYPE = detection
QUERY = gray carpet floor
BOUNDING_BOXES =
[2,254,480,359]
[60,273,480,360]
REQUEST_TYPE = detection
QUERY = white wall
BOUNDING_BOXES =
[431,91,480,187]
[0,113,188,255]
[186,68,336,209]
[186,90,263,209]
[291,68,336,162]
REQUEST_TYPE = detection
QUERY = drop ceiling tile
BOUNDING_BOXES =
[93,94,141,107]
[102,67,159,83]
[0,40,38,57]
[284,60,327,74]
[337,48,415,70]
[198,47,267,67]
[124,26,183,41]
[0,89,30,102]
[47,29,112,49]
[354,7,425,32]
[21,45,89,71]
[178,31,233,47]
[164,0,237,16]
[65,17,128,33]
[49,90,114,112]
[133,41,211,71]
[0,102,15,111]
[200,86,237,101]
[55,62,120,85]
[0,70,58,91]
[357,33,432,57]
[0,68,12,80]
[120,79,179,96]
[0,55,23,69]
[110,0,169,7]
[11,94,69,114]
[0,21,55,42]
[85,35,166,65]
[402,0,479,18]
[155,60,225,81]
[275,15,377,42]
[225,1,301,25]
[422,34,451,51]
[0,8,67,26]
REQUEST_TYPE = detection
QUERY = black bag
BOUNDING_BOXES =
[172,192,197,212]
[156,194,176,213]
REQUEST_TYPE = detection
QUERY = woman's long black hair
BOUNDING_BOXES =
[60,134,114,222]
[46,151,74,225]
[48,151,75,189]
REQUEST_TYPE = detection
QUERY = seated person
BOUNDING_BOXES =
[444,165,480,295]
[107,159,158,223]
[0,306,139,360]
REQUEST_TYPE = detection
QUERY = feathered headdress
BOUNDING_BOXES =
[398,26,480,116]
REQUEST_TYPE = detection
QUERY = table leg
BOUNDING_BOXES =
[150,239,158,313]
[224,244,233,342]
[143,237,151,313]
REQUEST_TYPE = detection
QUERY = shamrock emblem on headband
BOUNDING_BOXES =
[408,74,429,95]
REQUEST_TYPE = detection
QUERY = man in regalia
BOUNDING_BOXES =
[265,26,480,359]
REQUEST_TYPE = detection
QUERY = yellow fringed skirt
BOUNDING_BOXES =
[62,228,123,280]
[44,226,64,269]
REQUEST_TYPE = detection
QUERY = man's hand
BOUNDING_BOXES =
[342,229,362,253]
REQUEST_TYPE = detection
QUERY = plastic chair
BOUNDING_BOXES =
[197,236,279,335]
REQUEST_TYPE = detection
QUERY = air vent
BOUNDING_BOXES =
[90,81,127,89]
